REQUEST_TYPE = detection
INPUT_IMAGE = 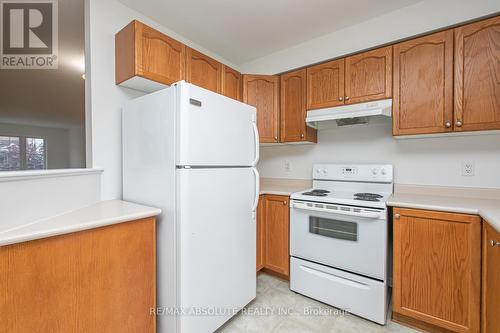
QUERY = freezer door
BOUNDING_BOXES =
[177,167,257,333]
[176,82,258,166]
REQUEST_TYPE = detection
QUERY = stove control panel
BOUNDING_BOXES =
[342,167,357,176]
[313,164,393,183]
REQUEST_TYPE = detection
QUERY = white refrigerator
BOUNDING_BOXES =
[122,81,259,333]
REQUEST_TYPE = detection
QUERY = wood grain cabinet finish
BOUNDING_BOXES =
[256,195,265,272]
[482,221,500,333]
[280,69,317,143]
[306,59,345,110]
[243,75,280,143]
[392,30,454,136]
[344,46,392,104]
[0,218,156,333]
[454,16,500,132]
[221,65,242,101]
[261,195,290,278]
[185,47,222,93]
[116,20,185,88]
[393,208,481,333]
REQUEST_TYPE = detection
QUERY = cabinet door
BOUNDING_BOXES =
[242,75,280,143]
[221,65,242,101]
[482,221,500,333]
[393,208,481,333]
[306,59,345,110]
[256,196,265,272]
[185,48,222,93]
[345,46,392,104]
[392,31,454,136]
[454,16,500,132]
[263,195,290,277]
[115,20,185,86]
[280,69,317,143]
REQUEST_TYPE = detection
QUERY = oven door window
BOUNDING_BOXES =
[309,216,358,241]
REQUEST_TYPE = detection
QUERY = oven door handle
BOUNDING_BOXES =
[292,202,382,219]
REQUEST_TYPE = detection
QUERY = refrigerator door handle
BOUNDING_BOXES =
[252,121,259,166]
[252,167,260,212]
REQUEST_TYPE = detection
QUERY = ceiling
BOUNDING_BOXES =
[119,0,423,65]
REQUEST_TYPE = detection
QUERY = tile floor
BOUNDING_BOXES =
[217,273,417,333]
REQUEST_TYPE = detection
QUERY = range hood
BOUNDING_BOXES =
[306,99,392,128]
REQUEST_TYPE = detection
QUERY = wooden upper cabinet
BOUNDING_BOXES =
[392,31,454,136]
[306,59,345,110]
[263,195,290,278]
[280,69,317,143]
[482,221,500,333]
[243,75,280,143]
[454,16,500,132]
[345,46,392,104]
[185,48,222,93]
[393,208,481,333]
[115,20,186,91]
[221,65,242,101]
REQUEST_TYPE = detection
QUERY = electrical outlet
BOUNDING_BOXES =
[462,162,475,176]
[284,161,291,172]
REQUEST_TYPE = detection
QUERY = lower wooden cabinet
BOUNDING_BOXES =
[393,208,481,333]
[256,194,290,279]
[0,218,156,332]
[256,196,265,271]
[482,221,500,333]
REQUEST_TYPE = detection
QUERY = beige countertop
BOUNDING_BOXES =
[0,200,161,247]
[387,184,500,232]
[260,178,311,196]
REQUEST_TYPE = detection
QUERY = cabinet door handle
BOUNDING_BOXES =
[338,97,344,101]
[345,96,350,101]
[283,201,287,206]
[491,240,500,247]
[456,120,463,127]
[300,133,304,138]
[445,122,451,128]
[274,136,278,141]
[394,214,401,220]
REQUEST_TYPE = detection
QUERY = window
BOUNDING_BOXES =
[0,136,21,171]
[0,136,46,171]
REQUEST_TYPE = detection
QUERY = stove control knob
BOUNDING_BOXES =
[380,168,386,175]
[372,168,378,175]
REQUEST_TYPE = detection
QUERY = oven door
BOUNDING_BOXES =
[290,199,387,280]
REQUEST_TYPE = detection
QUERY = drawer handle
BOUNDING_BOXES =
[491,240,500,247]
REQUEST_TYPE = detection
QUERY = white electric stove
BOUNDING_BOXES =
[289,164,393,325]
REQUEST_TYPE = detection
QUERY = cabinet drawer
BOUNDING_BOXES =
[290,257,387,324]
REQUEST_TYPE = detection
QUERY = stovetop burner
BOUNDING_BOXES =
[353,192,384,202]
[302,189,331,197]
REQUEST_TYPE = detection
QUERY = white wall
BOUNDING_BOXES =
[257,120,500,189]
[239,0,500,73]
[88,0,238,199]
[0,170,102,231]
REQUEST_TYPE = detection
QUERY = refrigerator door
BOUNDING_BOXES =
[177,167,257,333]
[176,81,259,167]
